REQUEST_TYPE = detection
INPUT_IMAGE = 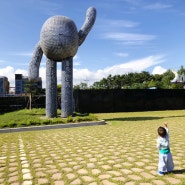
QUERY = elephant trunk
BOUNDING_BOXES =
[78,7,96,46]
[28,42,43,81]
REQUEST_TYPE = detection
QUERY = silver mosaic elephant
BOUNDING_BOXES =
[28,7,96,118]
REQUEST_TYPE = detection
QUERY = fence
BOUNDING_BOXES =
[0,89,185,114]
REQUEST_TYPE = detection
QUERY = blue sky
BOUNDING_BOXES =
[0,0,185,88]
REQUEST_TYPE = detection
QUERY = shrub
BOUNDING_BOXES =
[66,116,73,123]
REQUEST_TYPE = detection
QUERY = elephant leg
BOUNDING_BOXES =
[46,59,57,118]
[61,57,73,118]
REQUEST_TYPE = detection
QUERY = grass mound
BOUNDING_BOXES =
[0,108,98,128]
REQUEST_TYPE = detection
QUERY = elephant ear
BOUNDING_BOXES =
[28,42,43,81]
[78,7,96,46]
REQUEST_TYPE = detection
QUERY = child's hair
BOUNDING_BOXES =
[158,126,167,138]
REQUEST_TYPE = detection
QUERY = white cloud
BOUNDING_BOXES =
[100,19,139,30]
[152,66,167,75]
[73,55,165,85]
[144,3,172,10]
[103,32,156,45]
[0,55,166,88]
[115,52,129,57]
[104,32,156,41]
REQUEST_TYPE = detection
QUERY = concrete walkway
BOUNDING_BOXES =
[0,121,185,185]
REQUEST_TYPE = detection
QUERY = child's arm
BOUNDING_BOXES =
[164,122,168,128]
[164,122,169,134]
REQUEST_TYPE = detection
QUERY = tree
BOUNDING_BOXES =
[24,79,43,109]
[178,65,185,75]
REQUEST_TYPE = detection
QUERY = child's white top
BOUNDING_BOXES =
[157,128,170,154]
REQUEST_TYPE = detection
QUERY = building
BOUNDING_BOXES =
[0,76,9,95]
[171,70,185,83]
[15,74,42,94]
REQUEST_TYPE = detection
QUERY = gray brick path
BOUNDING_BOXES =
[0,121,185,185]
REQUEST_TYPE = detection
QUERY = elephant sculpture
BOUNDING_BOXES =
[28,7,96,118]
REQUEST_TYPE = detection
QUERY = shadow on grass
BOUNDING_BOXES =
[104,116,162,122]
[104,114,185,122]
[172,169,185,174]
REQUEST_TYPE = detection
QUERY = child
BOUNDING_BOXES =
[157,122,174,175]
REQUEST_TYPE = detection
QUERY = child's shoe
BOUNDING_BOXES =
[157,171,164,176]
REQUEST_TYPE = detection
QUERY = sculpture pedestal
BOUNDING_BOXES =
[61,58,73,118]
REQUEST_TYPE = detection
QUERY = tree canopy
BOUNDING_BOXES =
[74,66,185,90]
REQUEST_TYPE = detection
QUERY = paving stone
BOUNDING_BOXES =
[62,167,73,172]
[77,169,88,174]
[73,165,82,170]
[20,157,27,161]
[102,165,112,170]
[33,163,41,168]
[35,171,46,177]
[112,176,126,182]
[165,177,181,184]
[70,178,82,185]
[23,173,32,180]
[47,169,59,174]
[53,181,65,185]
[0,173,4,178]
[52,173,62,180]
[81,175,94,182]
[68,161,78,165]
[113,164,122,168]
[22,181,33,185]
[0,178,5,183]
[107,171,122,176]
[140,172,155,179]
[22,168,30,174]
[131,168,144,172]
[37,178,49,184]
[33,159,41,163]
[122,162,132,166]
[75,157,84,161]
[102,180,117,185]
[58,162,67,167]
[135,161,145,166]
[87,163,95,168]
[66,173,76,180]
[153,180,166,185]
[88,182,98,185]
[121,169,132,174]
[98,174,111,180]
[128,174,142,180]
[10,183,20,185]
[92,169,101,175]
[22,163,29,168]
[89,158,97,162]
[174,174,185,178]
[144,166,156,170]
[8,175,18,183]
[9,162,18,167]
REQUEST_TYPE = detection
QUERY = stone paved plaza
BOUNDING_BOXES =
[0,115,185,185]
